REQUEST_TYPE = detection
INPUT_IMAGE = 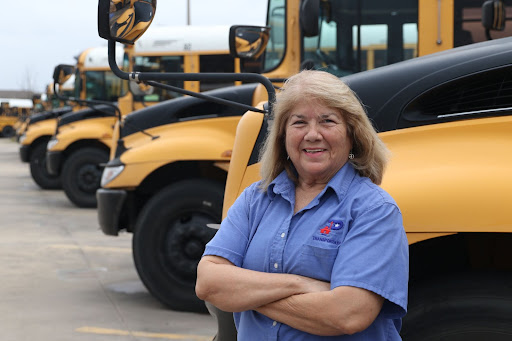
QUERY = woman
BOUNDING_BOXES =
[196,70,409,340]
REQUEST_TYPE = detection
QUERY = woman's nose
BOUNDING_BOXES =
[304,124,322,141]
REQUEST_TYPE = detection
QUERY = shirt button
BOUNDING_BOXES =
[274,263,278,269]
[281,233,285,238]
[272,321,277,327]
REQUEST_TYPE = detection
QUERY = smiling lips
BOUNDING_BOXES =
[304,148,326,154]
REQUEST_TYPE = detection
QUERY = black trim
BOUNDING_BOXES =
[58,105,116,127]
[19,145,29,162]
[28,107,72,125]
[46,150,63,176]
[342,37,512,132]
[96,188,128,236]
[121,84,259,138]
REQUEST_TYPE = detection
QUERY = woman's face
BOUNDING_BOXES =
[285,100,352,185]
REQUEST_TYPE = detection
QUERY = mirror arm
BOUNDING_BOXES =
[108,40,276,116]
[145,80,267,114]
[53,82,67,107]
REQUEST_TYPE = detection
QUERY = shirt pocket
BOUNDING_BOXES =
[298,244,338,282]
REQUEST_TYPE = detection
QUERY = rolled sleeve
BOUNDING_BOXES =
[331,202,409,318]
[203,186,252,267]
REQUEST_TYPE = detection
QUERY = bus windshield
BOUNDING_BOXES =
[263,0,419,76]
[133,56,185,102]
[84,71,127,102]
[306,0,418,75]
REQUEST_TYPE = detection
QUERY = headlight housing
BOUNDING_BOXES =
[101,165,125,187]
[46,138,58,151]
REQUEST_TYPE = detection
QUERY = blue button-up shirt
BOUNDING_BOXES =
[204,163,409,340]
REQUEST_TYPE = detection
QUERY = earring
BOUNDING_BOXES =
[348,152,354,160]
[287,155,290,161]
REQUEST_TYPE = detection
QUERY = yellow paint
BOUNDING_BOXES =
[49,117,116,152]
[20,118,57,146]
[418,0,454,56]
[106,117,240,188]
[76,326,213,340]
[380,116,512,233]
[407,232,456,245]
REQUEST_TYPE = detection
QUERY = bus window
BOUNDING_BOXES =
[199,54,236,92]
[74,69,82,99]
[302,0,418,76]
[134,56,184,101]
[84,71,126,102]
[353,24,388,71]
[263,0,286,71]
[454,0,512,47]
[84,71,105,101]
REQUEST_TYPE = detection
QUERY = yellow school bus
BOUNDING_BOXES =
[18,46,124,189]
[224,1,512,340]
[46,25,241,208]
[96,0,511,317]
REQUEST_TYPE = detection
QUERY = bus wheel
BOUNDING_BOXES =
[401,272,512,341]
[61,147,109,208]
[133,179,222,313]
[2,125,15,137]
[29,142,61,189]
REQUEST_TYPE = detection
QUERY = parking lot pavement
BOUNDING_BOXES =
[0,138,217,341]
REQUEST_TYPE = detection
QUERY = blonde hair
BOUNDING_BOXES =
[259,70,390,190]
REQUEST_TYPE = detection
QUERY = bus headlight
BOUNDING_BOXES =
[101,165,125,187]
[47,138,58,151]
[19,133,27,144]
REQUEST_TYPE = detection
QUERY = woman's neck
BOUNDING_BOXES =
[294,181,326,214]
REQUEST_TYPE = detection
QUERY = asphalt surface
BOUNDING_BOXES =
[0,137,216,341]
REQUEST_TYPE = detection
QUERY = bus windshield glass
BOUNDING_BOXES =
[303,0,418,76]
[84,71,127,102]
[263,0,286,71]
[133,56,185,102]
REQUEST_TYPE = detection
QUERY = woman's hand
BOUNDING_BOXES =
[256,286,384,336]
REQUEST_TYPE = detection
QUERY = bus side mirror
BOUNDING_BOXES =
[229,25,271,59]
[482,0,506,31]
[52,64,75,86]
[98,0,156,45]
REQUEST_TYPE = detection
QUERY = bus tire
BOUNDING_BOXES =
[29,142,61,189]
[133,179,222,313]
[2,125,15,137]
[61,147,109,208]
[401,272,512,341]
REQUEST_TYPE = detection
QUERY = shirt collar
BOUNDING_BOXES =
[325,162,358,202]
[267,162,358,202]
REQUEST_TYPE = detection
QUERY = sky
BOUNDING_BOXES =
[0,0,267,94]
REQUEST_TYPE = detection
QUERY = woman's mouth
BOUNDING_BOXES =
[304,148,325,154]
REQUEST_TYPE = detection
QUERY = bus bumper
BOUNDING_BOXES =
[19,145,30,163]
[96,188,127,236]
[46,150,63,176]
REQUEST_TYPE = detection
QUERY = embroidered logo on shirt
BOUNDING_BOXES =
[319,220,344,235]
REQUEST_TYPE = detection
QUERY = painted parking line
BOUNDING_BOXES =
[48,244,131,253]
[76,326,213,340]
